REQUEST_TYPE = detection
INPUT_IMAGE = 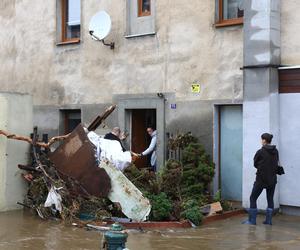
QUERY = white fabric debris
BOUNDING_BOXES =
[87,131,132,171]
[44,186,63,212]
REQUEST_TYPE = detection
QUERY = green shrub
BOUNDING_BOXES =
[160,159,182,200]
[180,199,203,226]
[181,143,215,201]
[146,192,173,221]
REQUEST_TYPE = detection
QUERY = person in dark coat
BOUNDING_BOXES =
[242,133,279,225]
[104,127,126,152]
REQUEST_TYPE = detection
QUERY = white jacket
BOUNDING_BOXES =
[142,130,157,167]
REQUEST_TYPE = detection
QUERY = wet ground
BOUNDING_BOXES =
[1,210,300,250]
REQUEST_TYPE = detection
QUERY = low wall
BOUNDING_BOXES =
[0,92,33,211]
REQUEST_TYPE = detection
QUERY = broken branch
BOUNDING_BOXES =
[0,129,69,148]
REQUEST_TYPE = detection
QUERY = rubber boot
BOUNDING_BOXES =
[263,208,273,225]
[242,208,257,225]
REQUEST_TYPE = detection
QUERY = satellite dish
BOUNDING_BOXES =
[89,11,114,49]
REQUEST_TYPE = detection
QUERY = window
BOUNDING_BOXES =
[126,0,155,37]
[61,0,81,43]
[62,110,81,134]
[138,0,151,17]
[216,0,243,27]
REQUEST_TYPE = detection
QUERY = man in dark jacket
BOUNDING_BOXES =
[104,127,126,152]
[242,133,279,226]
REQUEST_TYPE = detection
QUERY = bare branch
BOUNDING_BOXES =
[0,129,69,148]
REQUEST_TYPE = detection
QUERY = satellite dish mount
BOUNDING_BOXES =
[89,11,115,50]
[89,30,115,50]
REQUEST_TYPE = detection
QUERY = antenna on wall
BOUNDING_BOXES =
[88,11,114,50]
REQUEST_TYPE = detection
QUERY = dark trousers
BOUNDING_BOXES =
[250,182,276,209]
[151,163,156,172]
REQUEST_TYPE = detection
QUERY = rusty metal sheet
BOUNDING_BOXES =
[49,124,111,197]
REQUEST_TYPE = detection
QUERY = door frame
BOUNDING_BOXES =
[213,103,243,197]
[117,96,165,171]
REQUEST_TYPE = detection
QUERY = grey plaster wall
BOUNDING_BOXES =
[242,0,280,209]
[33,103,118,138]
[0,0,243,106]
[0,92,33,211]
[243,0,281,66]
[0,0,243,172]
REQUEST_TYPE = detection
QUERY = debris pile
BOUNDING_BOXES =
[1,105,150,223]
[21,129,115,222]
[1,108,220,227]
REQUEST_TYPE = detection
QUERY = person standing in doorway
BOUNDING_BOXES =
[139,126,157,172]
[242,133,279,225]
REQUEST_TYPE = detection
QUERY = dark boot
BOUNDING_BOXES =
[242,208,257,225]
[263,208,273,225]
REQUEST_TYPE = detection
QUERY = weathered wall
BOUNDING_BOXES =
[0,0,243,162]
[243,0,280,210]
[0,92,33,211]
[0,0,243,105]
[281,0,300,65]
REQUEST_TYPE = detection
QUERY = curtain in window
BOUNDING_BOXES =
[223,0,243,20]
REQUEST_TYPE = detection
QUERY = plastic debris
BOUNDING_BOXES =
[44,186,63,212]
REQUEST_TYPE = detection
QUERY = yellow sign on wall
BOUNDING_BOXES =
[191,83,201,93]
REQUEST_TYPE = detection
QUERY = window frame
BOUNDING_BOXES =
[138,0,151,17]
[60,0,80,44]
[215,0,243,27]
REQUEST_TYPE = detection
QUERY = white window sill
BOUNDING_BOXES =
[125,32,156,39]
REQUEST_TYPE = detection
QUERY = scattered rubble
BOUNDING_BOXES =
[0,107,225,228]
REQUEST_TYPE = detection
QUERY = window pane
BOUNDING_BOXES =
[138,0,151,16]
[65,0,80,39]
[142,0,151,13]
[223,0,243,20]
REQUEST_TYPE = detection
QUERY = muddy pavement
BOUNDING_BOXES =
[1,210,300,250]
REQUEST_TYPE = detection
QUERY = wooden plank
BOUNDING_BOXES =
[87,105,116,131]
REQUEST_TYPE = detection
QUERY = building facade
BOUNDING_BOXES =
[1,0,300,214]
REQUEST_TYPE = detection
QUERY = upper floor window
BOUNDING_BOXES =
[138,0,151,17]
[61,0,81,43]
[126,0,155,37]
[216,0,244,27]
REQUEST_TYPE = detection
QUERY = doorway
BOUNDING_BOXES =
[219,105,243,201]
[61,109,81,134]
[131,109,156,169]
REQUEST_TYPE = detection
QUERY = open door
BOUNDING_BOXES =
[131,109,156,169]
